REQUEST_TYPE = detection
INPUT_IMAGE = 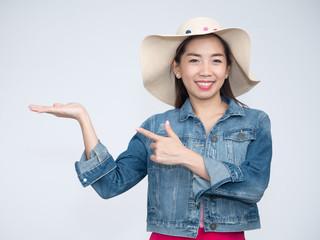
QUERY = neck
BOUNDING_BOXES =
[190,95,228,118]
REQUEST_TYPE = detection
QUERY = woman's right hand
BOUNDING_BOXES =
[28,103,87,121]
[29,102,99,158]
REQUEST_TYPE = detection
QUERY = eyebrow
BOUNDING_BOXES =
[186,53,225,57]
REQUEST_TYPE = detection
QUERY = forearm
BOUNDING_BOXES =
[181,148,210,182]
[75,133,148,200]
[78,110,98,159]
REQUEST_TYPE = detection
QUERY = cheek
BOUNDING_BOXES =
[181,78,189,88]
[181,65,197,78]
[216,68,228,79]
[218,79,226,87]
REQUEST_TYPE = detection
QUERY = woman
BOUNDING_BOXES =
[29,17,272,240]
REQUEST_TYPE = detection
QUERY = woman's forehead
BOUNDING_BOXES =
[184,35,225,54]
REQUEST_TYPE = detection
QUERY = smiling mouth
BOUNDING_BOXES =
[195,81,215,89]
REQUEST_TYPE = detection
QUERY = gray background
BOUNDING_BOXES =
[1,0,319,239]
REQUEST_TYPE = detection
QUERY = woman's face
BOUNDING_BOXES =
[173,35,230,104]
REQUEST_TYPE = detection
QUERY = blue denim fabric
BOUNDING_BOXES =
[75,98,272,238]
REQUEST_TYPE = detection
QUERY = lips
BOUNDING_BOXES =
[195,81,215,90]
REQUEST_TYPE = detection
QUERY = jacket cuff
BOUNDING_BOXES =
[203,157,243,190]
[75,140,116,187]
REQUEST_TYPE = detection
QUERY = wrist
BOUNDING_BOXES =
[180,147,201,167]
[180,148,210,181]
[77,108,90,125]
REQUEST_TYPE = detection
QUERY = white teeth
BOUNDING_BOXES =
[196,82,214,86]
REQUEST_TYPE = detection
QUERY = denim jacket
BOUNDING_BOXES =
[75,98,272,238]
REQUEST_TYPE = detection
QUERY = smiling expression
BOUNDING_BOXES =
[173,35,230,104]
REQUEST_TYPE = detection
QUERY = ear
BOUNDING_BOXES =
[226,65,231,76]
[172,60,181,79]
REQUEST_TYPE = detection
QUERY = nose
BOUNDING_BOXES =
[199,61,212,76]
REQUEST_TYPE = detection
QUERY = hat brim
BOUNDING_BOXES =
[140,28,260,106]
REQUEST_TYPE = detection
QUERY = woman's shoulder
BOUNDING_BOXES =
[241,106,271,128]
[228,98,269,121]
[243,106,268,117]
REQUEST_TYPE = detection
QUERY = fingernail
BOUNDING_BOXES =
[165,120,170,125]
[136,127,140,131]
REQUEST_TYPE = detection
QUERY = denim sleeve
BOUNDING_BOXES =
[201,113,272,204]
[74,132,148,199]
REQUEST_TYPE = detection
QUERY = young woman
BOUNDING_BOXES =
[29,17,272,240]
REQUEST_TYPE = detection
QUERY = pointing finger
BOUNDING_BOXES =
[136,127,162,141]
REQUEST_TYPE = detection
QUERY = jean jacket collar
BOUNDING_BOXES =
[179,97,246,122]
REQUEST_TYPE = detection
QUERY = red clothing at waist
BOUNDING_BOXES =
[150,228,245,240]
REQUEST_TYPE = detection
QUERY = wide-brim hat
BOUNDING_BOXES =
[140,17,260,106]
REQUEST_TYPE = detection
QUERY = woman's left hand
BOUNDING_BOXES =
[136,120,186,165]
[137,120,210,181]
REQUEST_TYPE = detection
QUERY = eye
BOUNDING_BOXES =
[212,59,222,63]
[189,58,199,63]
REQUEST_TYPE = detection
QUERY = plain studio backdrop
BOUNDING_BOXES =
[1,0,319,239]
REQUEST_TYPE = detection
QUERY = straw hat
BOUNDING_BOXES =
[140,17,260,106]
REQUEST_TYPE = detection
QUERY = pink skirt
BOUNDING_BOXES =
[149,228,245,240]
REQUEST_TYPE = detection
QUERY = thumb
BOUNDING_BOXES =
[53,103,64,108]
[165,120,179,139]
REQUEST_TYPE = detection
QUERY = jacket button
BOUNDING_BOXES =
[211,136,218,142]
[209,223,217,230]
[238,131,245,139]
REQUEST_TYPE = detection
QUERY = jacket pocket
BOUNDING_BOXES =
[223,128,256,164]
[208,196,259,223]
